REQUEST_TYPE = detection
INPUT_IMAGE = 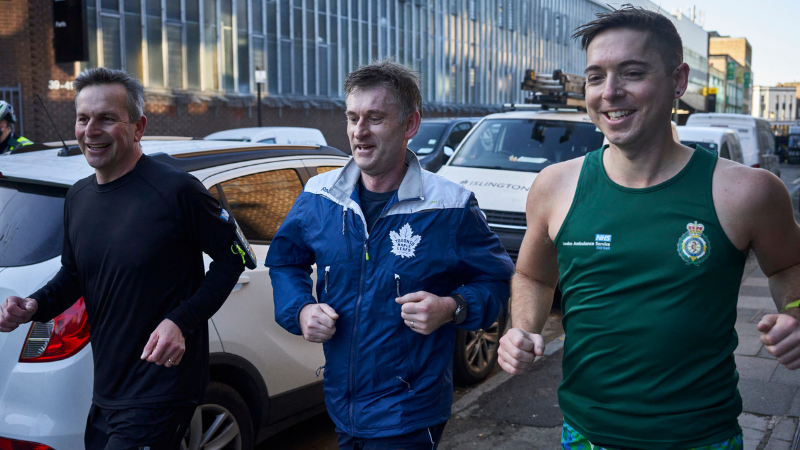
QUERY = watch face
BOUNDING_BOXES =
[454,305,467,324]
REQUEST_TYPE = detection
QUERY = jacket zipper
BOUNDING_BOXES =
[349,238,368,432]
[395,274,401,297]
[324,266,330,294]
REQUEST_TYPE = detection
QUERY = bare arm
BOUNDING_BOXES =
[716,162,800,369]
[499,162,573,374]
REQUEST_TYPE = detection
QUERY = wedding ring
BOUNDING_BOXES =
[410,321,415,329]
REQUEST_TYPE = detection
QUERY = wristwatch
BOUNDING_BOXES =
[451,293,468,325]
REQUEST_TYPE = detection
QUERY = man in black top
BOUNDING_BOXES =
[0,68,244,449]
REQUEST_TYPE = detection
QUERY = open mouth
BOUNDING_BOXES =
[86,143,111,151]
[355,145,375,151]
[604,110,634,121]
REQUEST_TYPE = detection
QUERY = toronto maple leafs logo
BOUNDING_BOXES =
[390,224,421,258]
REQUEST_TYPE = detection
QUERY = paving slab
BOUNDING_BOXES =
[737,308,765,323]
[735,338,765,357]
[790,389,800,417]
[735,355,779,381]
[771,416,798,441]
[739,378,797,416]
[472,349,564,427]
[738,412,769,432]
[742,278,770,287]
[738,296,779,311]
[739,285,773,297]
[764,438,792,450]
[772,364,800,386]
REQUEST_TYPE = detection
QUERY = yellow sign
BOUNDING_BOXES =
[702,87,718,96]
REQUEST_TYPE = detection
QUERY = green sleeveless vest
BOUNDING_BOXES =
[555,145,746,449]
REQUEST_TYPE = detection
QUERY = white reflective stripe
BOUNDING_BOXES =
[428,427,434,449]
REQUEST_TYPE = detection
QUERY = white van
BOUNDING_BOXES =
[205,126,327,146]
[685,114,778,175]
[677,126,744,164]
[437,110,604,261]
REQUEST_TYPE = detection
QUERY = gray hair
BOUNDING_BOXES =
[74,68,145,123]
[344,59,422,123]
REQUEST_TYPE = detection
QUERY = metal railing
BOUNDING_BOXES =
[0,83,23,136]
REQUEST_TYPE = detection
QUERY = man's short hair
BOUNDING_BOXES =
[344,59,422,123]
[572,4,683,73]
[74,68,145,124]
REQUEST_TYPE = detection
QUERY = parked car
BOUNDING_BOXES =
[407,118,481,172]
[205,127,327,146]
[0,138,500,449]
[685,113,779,176]
[677,126,745,164]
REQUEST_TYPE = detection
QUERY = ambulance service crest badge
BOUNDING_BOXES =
[677,221,710,265]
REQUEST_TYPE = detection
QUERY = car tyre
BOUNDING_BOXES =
[181,381,254,450]
[453,309,507,385]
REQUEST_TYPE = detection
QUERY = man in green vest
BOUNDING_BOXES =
[498,5,800,450]
[0,100,32,155]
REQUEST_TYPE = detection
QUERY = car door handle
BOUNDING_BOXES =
[237,276,250,285]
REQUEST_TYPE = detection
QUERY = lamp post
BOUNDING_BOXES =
[255,67,266,127]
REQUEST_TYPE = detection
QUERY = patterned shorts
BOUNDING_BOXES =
[561,420,743,450]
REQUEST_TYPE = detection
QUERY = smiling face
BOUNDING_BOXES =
[75,83,146,182]
[345,86,419,178]
[584,27,688,150]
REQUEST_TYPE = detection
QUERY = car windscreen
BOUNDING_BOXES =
[0,181,66,267]
[450,119,605,172]
[680,140,717,152]
[408,123,447,155]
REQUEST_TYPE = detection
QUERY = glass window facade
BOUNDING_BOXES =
[84,0,606,107]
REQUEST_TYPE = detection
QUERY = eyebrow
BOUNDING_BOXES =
[584,59,652,73]
[345,109,387,116]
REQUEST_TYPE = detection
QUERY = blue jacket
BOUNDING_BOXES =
[266,150,513,438]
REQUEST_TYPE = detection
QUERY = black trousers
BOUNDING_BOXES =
[84,403,196,450]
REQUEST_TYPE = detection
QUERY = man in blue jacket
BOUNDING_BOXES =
[266,60,514,449]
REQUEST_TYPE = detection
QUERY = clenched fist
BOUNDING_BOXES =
[0,296,38,332]
[299,303,339,343]
[498,328,544,375]
[759,312,800,370]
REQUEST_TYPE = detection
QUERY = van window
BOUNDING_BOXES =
[451,119,604,172]
[258,138,276,144]
[0,181,67,267]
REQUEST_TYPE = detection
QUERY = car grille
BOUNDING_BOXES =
[483,210,527,228]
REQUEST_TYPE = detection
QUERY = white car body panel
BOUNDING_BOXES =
[436,166,536,214]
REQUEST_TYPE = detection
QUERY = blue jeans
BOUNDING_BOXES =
[336,422,447,450]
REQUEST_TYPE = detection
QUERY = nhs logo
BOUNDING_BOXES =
[595,234,611,250]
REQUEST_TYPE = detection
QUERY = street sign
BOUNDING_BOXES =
[726,61,735,81]
[702,87,718,96]
[743,72,750,89]
[254,70,266,84]
[53,0,88,63]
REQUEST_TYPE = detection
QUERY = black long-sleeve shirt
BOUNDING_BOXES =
[30,154,244,408]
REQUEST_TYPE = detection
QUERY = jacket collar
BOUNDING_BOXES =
[329,149,425,204]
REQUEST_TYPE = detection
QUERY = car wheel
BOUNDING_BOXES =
[453,309,507,385]
[181,382,254,450]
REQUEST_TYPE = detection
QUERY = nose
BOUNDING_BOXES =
[602,76,625,101]
[83,118,103,136]
[352,117,370,140]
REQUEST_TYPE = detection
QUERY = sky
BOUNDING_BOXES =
[648,0,799,86]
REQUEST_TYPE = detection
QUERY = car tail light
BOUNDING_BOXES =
[751,164,760,168]
[18,298,90,363]
[0,437,55,450]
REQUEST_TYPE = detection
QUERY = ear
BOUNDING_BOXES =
[673,62,690,98]
[133,115,147,143]
[403,110,421,141]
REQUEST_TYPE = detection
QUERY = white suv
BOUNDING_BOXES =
[0,139,348,449]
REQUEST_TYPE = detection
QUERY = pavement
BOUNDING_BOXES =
[439,258,800,450]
